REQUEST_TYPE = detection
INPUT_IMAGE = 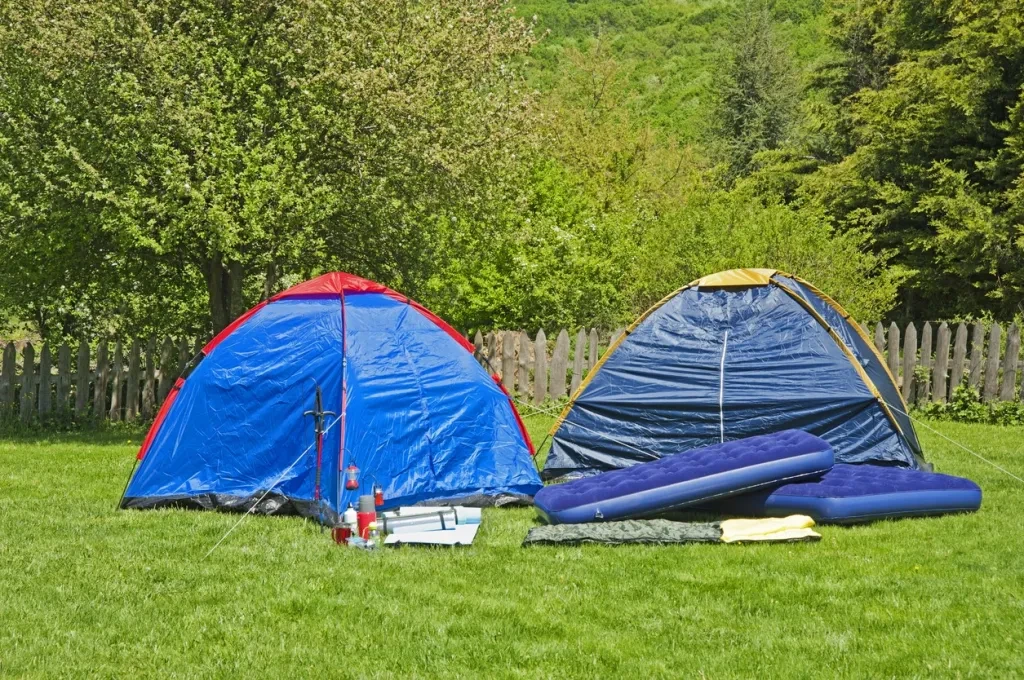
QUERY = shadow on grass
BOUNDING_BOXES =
[0,418,149,445]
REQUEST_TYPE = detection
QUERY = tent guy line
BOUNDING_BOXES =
[890,405,1024,485]
[203,414,341,560]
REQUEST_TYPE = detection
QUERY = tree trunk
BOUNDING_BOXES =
[262,261,278,300]
[205,253,229,334]
[229,260,244,319]
[204,254,246,334]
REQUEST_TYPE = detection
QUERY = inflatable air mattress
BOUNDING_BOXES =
[718,463,982,524]
[533,429,834,524]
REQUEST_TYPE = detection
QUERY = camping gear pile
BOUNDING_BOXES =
[335,502,484,549]
[532,268,981,542]
[531,430,981,542]
[119,268,983,550]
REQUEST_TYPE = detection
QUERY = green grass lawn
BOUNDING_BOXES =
[2,416,1022,678]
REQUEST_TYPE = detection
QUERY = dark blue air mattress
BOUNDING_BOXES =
[533,429,834,524]
[718,463,982,524]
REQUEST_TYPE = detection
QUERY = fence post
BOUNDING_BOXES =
[142,337,156,419]
[874,323,885,353]
[75,340,90,417]
[1000,323,1020,402]
[550,330,569,398]
[570,328,586,395]
[887,322,900,385]
[38,344,52,417]
[949,323,968,395]
[56,343,70,414]
[534,330,548,403]
[158,337,175,403]
[126,339,141,421]
[501,332,515,393]
[588,328,598,371]
[917,322,932,405]
[473,331,484,366]
[968,323,985,390]
[109,341,123,422]
[932,322,950,402]
[982,323,1001,402]
[902,323,917,402]
[94,342,109,420]
[489,331,501,374]
[20,343,35,423]
[178,338,191,376]
[518,331,531,397]
[0,342,15,410]
[610,327,624,349]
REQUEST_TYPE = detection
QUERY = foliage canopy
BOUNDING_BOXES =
[0,0,962,340]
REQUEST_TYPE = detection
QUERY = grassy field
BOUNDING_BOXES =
[1,415,1022,678]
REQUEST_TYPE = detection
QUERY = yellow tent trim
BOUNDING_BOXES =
[696,268,777,288]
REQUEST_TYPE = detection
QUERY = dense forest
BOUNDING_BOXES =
[1,0,1022,340]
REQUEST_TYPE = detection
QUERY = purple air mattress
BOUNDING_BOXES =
[533,429,834,524]
[717,463,982,524]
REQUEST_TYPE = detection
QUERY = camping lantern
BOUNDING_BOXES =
[345,463,360,490]
[373,483,384,507]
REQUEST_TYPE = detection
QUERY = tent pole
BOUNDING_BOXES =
[337,289,348,515]
[116,458,139,509]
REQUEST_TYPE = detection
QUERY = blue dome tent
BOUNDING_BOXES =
[543,269,923,481]
[121,272,541,522]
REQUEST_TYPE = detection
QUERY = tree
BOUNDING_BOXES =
[797,0,1024,320]
[431,39,900,329]
[710,0,800,181]
[0,0,537,338]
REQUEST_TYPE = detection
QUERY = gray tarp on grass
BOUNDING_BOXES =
[522,519,821,546]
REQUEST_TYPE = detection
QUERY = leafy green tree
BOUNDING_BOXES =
[434,40,899,329]
[0,0,536,338]
[797,0,1024,320]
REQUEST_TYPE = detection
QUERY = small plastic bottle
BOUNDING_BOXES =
[340,503,357,544]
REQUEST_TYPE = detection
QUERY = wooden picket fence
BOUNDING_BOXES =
[470,327,623,403]
[0,338,204,424]
[858,321,1023,405]
[473,321,1024,407]
[0,320,1019,425]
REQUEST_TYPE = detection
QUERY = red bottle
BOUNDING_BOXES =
[356,494,376,540]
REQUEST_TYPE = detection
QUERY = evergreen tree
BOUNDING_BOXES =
[711,0,800,181]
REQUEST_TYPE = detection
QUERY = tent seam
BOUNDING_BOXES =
[337,290,348,514]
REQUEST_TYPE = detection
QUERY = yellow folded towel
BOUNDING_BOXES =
[719,514,820,543]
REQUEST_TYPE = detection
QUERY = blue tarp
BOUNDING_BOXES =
[123,289,540,521]
[543,276,921,481]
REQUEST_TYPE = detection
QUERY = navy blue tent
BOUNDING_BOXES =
[122,272,541,522]
[543,269,923,481]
